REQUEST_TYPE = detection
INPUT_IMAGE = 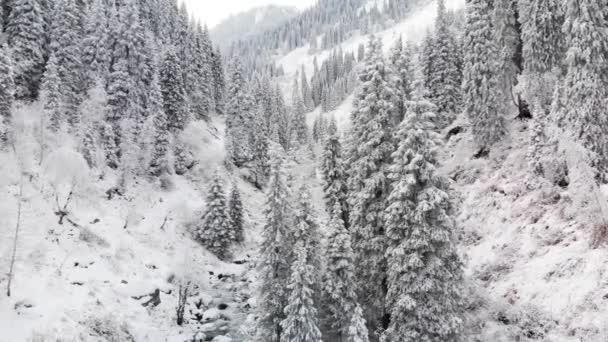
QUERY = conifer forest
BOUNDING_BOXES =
[1,0,607,341]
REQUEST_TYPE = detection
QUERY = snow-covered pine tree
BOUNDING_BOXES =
[420,29,435,90]
[389,36,414,124]
[150,72,172,177]
[40,53,62,131]
[0,47,13,145]
[189,24,213,120]
[256,159,292,342]
[346,35,396,333]
[382,87,463,342]
[226,57,252,166]
[104,59,133,168]
[228,184,244,243]
[6,0,46,99]
[559,0,608,176]
[463,0,507,151]
[493,0,521,107]
[81,0,112,84]
[321,127,349,226]
[518,0,564,77]
[270,86,290,150]
[49,0,84,128]
[322,203,358,340]
[428,0,462,125]
[212,45,226,115]
[518,0,564,176]
[300,65,314,110]
[197,173,233,260]
[280,240,323,342]
[161,48,189,132]
[291,78,309,146]
[347,304,369,342]
[251,104,271,189]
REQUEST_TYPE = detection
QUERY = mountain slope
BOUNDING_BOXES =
[211,5,299,49]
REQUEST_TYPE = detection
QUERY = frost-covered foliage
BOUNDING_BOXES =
[383,92,464,341]
[559,0,608,176]
[256,160,292,342]
[6,0,46,100]
[228,184,245,243]
[346,35,396,330]
[197,173,233,260]
[322,203,358,340]
[0,47,14,145]
[321,129,348,226]
[427,0,462,123]
[463,0,507,149]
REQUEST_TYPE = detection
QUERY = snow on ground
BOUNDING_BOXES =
[441,118,608,341]
[0,107,262,341]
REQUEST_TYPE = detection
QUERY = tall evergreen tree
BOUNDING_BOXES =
[347,304,369,342]
[197,173,233,260]
[212,45,226,114]
[322,203,358,341]
[382,90,463,342]
[428,0,462,123]
[6,0,46,99]
[462,0,507,150]
[346,36,396,332]
[493,0,521,107]
[256,160,292,342]
[50,0,84,127]
[559,0,608,175]
[518,0,564,77]
[40,53,62,131]
[280,241,323,342]
[161,48,189,132]
[251,105,271,189]
[301,65,314,110]
[291,78,309,146]
[321,128,348,226]
[149,72,172,177]
[0,47,14,144]
[228,184,245,243]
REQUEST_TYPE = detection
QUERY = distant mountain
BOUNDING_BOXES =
[211,5,299,49]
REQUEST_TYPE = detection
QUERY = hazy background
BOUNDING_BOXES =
[182,0,316,27]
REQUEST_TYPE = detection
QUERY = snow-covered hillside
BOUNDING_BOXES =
[2,0,607,341]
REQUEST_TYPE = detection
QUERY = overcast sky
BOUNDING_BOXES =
[182,0,316,28]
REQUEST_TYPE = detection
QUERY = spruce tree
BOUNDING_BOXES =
[0,47,13,144]
[346,36,396,331]
[518,0,564,76]
[462,0,507,150]
[251,105,271,189]
[149,72,172,177]
[321,128,348,226]
[322,203,357,340]
[389,36,414,124]
[559,0,608,175]
[300,65,314,110]
[347,305,369,342]
[212,45,226,115]
[197,174,233,260]
[280,241,323,342]
[40,53,62,131]
[6,0,46,99]
[50,0,84,128]
[81,0,112,83]
[291,78,309,146]
[228,184,245,243]
[256,159,292,342]
[428,0,462,123]
[161,48,189,132]
[226,58,252,166]
[382,91,463,342]
[493,0,521,107]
